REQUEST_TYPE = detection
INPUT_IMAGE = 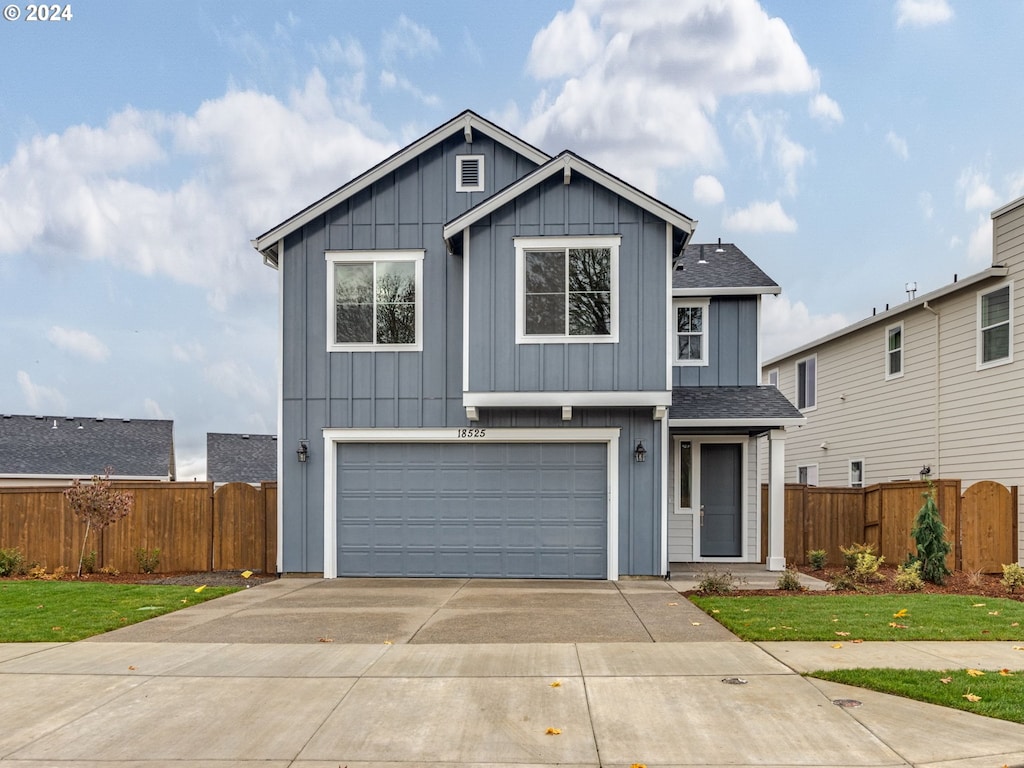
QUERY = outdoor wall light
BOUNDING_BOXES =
[297,440,309,463]
[634,441,647,463]
[919,465,931,478]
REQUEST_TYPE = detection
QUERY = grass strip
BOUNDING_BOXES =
[689,594,1024,641]
[809,667,1024,724]
[0,581,239,642]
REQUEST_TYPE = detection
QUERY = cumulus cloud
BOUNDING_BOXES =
[521,0,819,191]
[17,371,68,413]
[895,0,954,28]
[885,130,909,160]
[381,14,440,66]
[761,295,849,359]
[693,175,725,205]
[45,326,110,362]
[809,93,843,125]
[724,200,798,233]
[733,109,809,195]
[958,167,999,211]
[379,69,441,107]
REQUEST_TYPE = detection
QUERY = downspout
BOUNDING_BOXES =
[923,301,940,477]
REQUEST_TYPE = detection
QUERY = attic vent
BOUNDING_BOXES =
[456,155,484,193]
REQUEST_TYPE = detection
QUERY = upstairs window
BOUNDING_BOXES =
[978,283,1013,368]
[797,464,818,486]
[796,355,817,410]
[886,323,904,379]
[326,251,423,351]
[456,155,485,192]
[674,299,709,366]
[515,236,619,343]
[766,368,779,387]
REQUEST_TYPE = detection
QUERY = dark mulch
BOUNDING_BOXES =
[2,569,279,588]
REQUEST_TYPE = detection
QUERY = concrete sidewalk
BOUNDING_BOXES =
[1,577,1023,767]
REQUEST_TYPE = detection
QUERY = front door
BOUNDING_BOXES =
[700,443,742,557]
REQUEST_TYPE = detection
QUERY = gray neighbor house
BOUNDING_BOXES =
[253,110,802,580]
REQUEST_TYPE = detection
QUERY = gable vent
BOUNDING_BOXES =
[456,155,485,193]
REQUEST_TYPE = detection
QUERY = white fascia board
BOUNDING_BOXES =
[463,391,672,408]
[668,417,806,429]
[763,266,1010,367]
[991,193,1024,219]
[673,286,781,297]
[255,112,550,258]
[323,427,620,443]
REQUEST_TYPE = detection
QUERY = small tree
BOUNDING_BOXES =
[910,478,951,585]
[64,467,134,577]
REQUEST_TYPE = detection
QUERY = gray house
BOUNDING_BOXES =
[253,110,801,579]
[0,414,175,485]
[206,433,277,486]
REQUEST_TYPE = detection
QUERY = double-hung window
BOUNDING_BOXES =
[849,459,865,488]
[326,251,424,351]
[796,354,817,410]
[515,236,619,343]
[886,323,903,380]
[674,299,709,365]
[978,283,1013,369]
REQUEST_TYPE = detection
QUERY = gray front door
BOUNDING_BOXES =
[700,443,742,557]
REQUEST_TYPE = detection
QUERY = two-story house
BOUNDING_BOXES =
[764,193,1024,566]
[253,111,802,579]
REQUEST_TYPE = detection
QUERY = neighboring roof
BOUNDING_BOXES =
[443,150,696,247]
[206,433,277,484]
[0,415,175,479]
[991,192,1024,219]
[763,265,1009,366]
[668,386,805,428]
[672,242,780,295]
[253,110,551,266]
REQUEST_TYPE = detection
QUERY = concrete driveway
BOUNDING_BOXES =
[2,577,1023,767]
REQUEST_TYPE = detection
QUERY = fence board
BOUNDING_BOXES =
[961,481,1016,572]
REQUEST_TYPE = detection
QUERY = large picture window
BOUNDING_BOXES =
[326,251,423,350]
[978,283,1013,368]
[515,236,619,343]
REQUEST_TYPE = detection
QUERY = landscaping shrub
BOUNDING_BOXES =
[852,552,885,583]
[909,479,952,585]
[776,567,805,591]
[64,468,134,577]
[839,542,876,570]
[893,560,924,591]
[135,547,161,574]
[1001,563,1024,593]
[807,549,827,571]
[0,547,24,576]
[696,570,741,595]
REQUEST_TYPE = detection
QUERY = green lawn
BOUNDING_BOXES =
[0,581,240,642]
[690,594,1024,641]
[809,667,1024,724]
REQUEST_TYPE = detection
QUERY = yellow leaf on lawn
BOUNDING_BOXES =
[963,692,981,702]
[835,631,850,636]
[966,669,985,677]
[893,608,908,618]
[194,585,207,593]
[989,611,1000,616]
[939,677,952,684]
[712,609,720,614]
[550,681,561,687]
[545,728,562,735]
[888,622,907,629]
[241,570,253,579]
[999,669,1015,677]
[832,643,843,649]
[972,603,986,607]
[1012,622,1020,627]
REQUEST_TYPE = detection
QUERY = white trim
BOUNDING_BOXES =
[665,223,674,392]
[462,232,471,393]
[991,193,1024,219]
[514,235,620,344]
[276,238,285,574]
[796,354,817,412]
[465,390,671,408]
[797,463,819,486]
[976,280,1014,370]
[849,458,865,488]
[765,368,780,387]
[456,154,485,193]
[673,286,781,297]
[672,298,710,366]
[689,436,749,563]
[659,408,669,576]
[325,250,424,352]
[321,427,621,581]
[885,321,904,380]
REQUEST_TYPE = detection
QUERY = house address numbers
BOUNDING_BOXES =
[456,428,487,438]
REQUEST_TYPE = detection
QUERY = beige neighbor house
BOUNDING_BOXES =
[763,194,1024,566]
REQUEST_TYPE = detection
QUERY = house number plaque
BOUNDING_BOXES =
[456,428,487,438]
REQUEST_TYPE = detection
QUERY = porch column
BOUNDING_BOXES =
[767,429,786,571]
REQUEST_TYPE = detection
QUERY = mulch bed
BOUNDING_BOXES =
[2,570,279,588]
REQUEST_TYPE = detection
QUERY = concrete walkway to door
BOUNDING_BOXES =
[2,577,1023,767]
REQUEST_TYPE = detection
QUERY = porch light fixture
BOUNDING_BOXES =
[919,465,931,478]
[297,440,309,463]
[634,441,647,463]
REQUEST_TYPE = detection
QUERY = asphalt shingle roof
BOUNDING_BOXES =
[0,415,175,479]
[669,386,803,422]
[673,243,779,291]
[206,433,277,484]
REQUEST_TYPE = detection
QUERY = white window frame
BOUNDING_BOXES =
[673,298,710,366]
[456,154,485,193]
[797,464,818,486]
[766,368,779,387]
[849,459,865,488]
[325,250,424,352]
[885,322,904,380]
[977,281,1013,370]
[795,354,817,411]
[514,235,620,344]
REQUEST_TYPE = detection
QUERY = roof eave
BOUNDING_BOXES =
[673,286,781,297]
[668,417,806,428]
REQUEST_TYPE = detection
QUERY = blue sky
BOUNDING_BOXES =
[2,0,1022,478]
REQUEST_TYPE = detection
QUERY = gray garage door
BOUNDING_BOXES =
[336,442,607,578]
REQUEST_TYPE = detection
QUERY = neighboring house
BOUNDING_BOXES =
[0,414,176,486]
[763,193,1024,564]
[206,432,277,486]
[253,110,803,580]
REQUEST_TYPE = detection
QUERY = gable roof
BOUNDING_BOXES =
[206,432,277,484]
[673,242,780,295]
[253,110,551,266]
[442,150,696,249]
[0,415,175,480]
[669,386,804,428]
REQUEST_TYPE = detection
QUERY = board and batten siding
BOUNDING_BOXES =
[465,173,669,394]
[672,297,760,386]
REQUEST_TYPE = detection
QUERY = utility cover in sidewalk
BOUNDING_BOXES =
[832,699,863,708]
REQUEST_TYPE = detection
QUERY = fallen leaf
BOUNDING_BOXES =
[667,602,679,606]
[194,585,207,593]
[893,608,908,618]
[963,692,981,702]
[241,570,253,578]
[999,669,1015,677]
[989,611,1000,616]
[939,677,952,684]
[832,643,843,649]
[711,609,720,614]
[1015,646,1024,651]
[972,603,986,607]
[966,669,985,677]
[51,626,62,631]
[317,637,334,643]
[128,665,137,671]
[1012,622,1019,627]
[630,764,648,768]
[835,631,850,636]
[545,728,561,735]
[691,622,701,626]
[851,639,864,644]
[768,626,777,631]
[550,681,561,688]
[888,622,907,629]
[383,640,393,645]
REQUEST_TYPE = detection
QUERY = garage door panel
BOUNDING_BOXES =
[337,442,608,578]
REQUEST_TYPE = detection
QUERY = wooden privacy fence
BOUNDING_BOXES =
[762,479,1017,573]
[0,481,277,575]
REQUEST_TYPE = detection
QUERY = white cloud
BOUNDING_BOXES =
[379,69,441,107]
[724,200,798,233]
[310,36,365,68]
[693,174,725,205]
[522,0,819,191]
[45,326,110,362]
[885,130,909,160]
[17,371,68,413]
[761,295,848,360]
[733,109,809,195]
[966,214,993,264]
[774,134,810,196]
[895,0,954,28]
[809,93,843,125]
[381,14,440,66]
[958,167,999,211]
